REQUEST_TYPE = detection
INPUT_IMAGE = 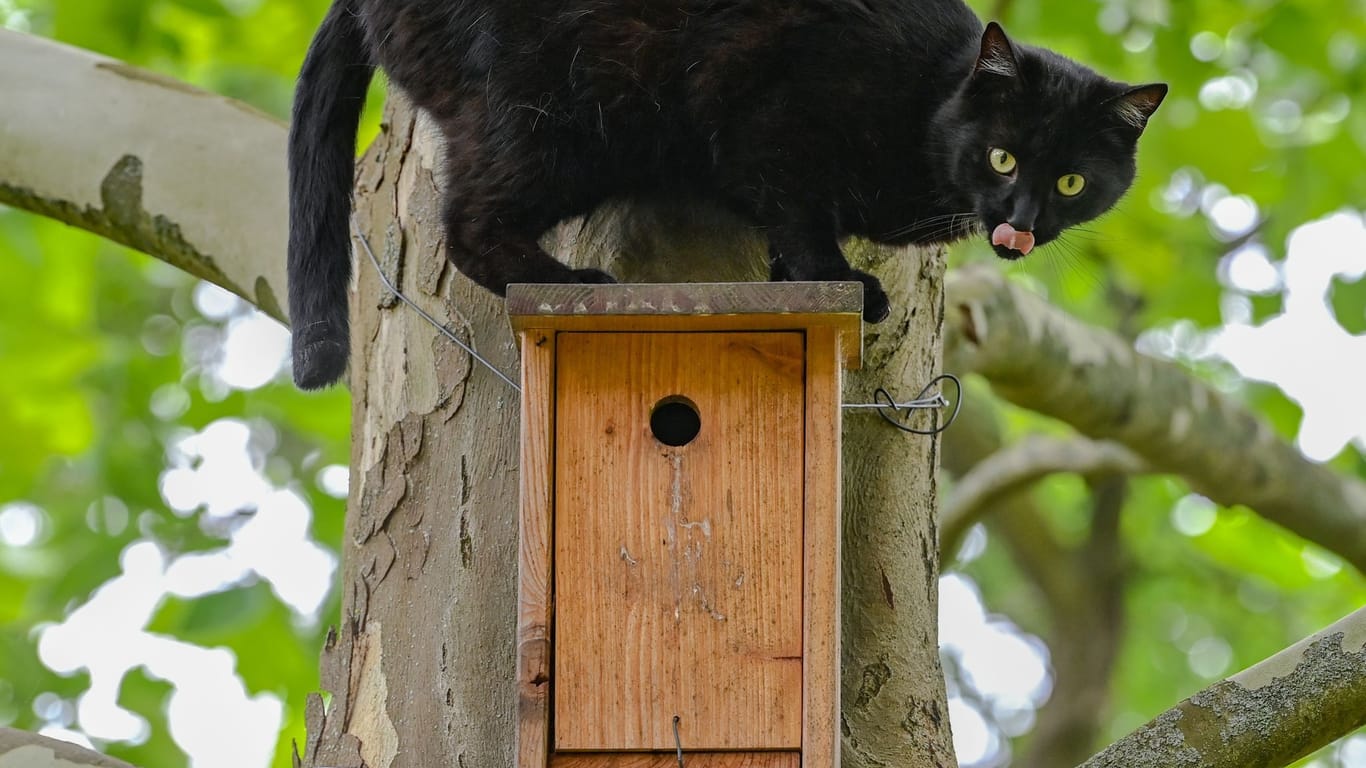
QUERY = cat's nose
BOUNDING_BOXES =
[1008,200,1039,232]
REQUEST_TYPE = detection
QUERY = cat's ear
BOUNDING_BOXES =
[1105,83,1168,132]
[974,22,1020,79]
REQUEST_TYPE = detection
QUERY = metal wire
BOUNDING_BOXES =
[844,373,963,435]
[351,215,523,393]
[673,715,685,767]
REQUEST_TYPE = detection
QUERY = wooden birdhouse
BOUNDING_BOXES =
[509,282,862,768]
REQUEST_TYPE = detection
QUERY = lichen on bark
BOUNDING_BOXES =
[1081,611,1366,768]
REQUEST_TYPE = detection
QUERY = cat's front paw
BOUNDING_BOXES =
[853,271,890,323]
[571,267,618,285]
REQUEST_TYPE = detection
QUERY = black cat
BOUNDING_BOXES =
[287,0,1165,389]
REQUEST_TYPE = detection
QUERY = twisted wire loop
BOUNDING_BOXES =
[844,373,963,435]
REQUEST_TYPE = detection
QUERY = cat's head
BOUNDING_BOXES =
[935,22,1166,260]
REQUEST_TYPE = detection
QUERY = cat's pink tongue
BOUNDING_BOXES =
[991,223,1035,255]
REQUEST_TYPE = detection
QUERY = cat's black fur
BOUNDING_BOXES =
[288,0,1165,388]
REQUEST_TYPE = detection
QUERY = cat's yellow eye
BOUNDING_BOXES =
[1057,173,1086,196]
[988,148,1017,175]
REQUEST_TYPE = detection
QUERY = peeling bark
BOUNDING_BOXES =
[298,106,513,768]
[945,266,1366,572]
[1080,607,1366,768]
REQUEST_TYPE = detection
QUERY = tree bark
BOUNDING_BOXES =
[838,239,956,767]
[297,98,957,768]
[1080,606,1366,768]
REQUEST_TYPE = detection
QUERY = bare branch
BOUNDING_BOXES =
[0,29,289,321]
[945,265,1366,572]
[1079,607,1366,767]
[941,435,1146,557]
[0,729,139,768]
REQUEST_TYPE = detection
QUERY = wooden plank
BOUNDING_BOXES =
[803,327,843,768]
[551,753,800,768]
[554,332,805,751]
[517,330,557,768]
[507,282,862,369]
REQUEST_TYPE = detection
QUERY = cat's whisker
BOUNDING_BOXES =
[886,212,971,232]
[1043,236,1107,294]
[897,221,973,243]
[1058,231,1105,243]
[884,211,978,241]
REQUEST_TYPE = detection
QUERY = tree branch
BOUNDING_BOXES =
[1079,607,1366,767]
[945,265,1366,572]
[0,29,289,321]
[941,435,1147,557]
[0,729,139,768]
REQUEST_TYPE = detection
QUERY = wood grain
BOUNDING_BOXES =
[506,283,862,369]
[517,331,557,768]
[803,327,843,768]
[550,753,800,768]
[554,332,805,751]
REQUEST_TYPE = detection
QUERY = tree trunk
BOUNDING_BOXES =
[295,96,956,768]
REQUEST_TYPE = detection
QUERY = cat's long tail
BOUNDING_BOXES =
[287,0,374,389]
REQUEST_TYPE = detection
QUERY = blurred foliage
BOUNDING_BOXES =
[0,0,1362,767]
[0,1,348,765]
[955,1,1366,766]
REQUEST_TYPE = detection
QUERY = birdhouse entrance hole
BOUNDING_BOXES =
[651,396,701,446]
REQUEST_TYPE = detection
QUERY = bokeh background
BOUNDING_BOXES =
[0,0,1362,766]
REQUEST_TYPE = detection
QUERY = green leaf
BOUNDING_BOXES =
[1329,275,1366,334]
